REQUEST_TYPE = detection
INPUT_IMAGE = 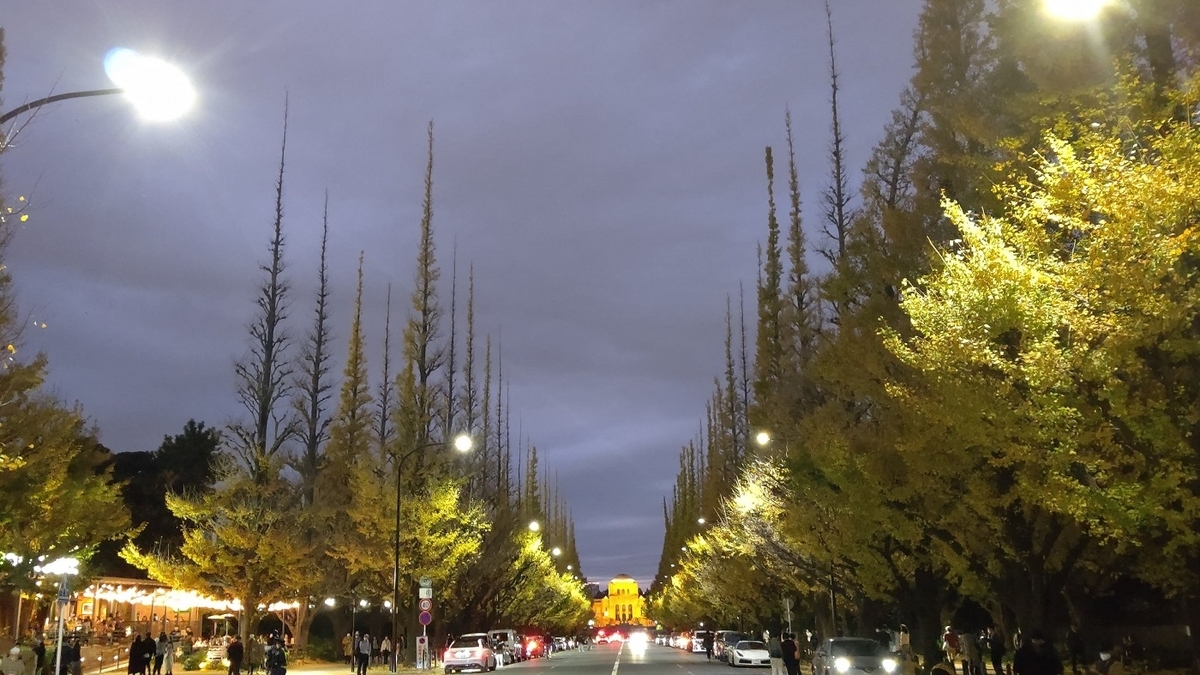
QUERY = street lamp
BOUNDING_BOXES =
[551,547,562,557]
[1044,0,1113,20]
[697,517,706,525]
[390,433,472,671]
[755,431,771,447]
[0,48,195,127]
[528,521,540,532]
[36,556,80,675]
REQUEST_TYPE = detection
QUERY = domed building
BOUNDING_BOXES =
[591,574,653,627]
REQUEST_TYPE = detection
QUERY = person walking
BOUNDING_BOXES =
[379,637,391,669]
[1013,631,1064,675]
[703,632,714,661]
[943,628,961,674]
[2,647,23,675]
[225,636,244,675]
[782,633,800,675]
[988,627,1007,675]
[963,630,984,675]
[342,634,353,666]
[767,633,785,675]
[154,634,169,675]
[356,633,371,675]
[68,640,83,675]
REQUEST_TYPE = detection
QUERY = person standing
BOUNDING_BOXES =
[703,632,714,661]
[68,640,83,675]
[356,633,371,675]
[2,647,22,675]
[246,637,263,675]
[782,633,800,675]
[342,634,353,666]
[943,628,961,674]
[988,627,1007,675]
[127,636,145,675]
[1013,631,1064,675]
[226,636,244,675]
[163,636,176,675]
[767,633,784,675]
[962,630,984,675]
[264,639,287,675]
[1066,628,1084,675]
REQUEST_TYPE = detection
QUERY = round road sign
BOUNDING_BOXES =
[419,598,432,612]
[419,576,433,588]
[418,611,432,626]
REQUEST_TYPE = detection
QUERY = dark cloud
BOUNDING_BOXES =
[1,0,923,587]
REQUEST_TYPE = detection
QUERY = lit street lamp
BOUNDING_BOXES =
[1043,0,1114,20]
[528,520,540,532]
[755,431,771,447]
[390,433,472,671]
[0,48,195,127]
[37,556,80,675]
[551,547,562,557]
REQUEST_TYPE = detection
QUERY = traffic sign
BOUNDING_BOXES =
[418,598,432,612]
[418,611,432,626]
[418,576,433,588]
[418,587,433,599]
[57,581,71,605]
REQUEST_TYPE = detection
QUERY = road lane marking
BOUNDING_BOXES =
[611,642,623,675]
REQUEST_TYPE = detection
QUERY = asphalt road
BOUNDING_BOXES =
[499,641,756,675]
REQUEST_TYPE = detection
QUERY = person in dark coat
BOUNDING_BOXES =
[225,637,244,675]
[782,633,801,675]
[1014,631,1064,675]
[128,636,145,675]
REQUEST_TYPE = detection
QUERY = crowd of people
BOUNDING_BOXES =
[933,626,1129,675]
[339,632,395,673]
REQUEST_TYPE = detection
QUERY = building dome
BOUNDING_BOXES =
[612,574,635,581]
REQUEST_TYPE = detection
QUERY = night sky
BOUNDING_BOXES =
[2,1,923,587]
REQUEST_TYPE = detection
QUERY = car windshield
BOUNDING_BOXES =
[831,640,886,657]
[738,641,767,650]
[450,639,485,649]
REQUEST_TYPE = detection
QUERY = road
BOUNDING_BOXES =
[489,641,751,675]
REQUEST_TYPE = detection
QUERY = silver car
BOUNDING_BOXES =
[812,638,897,675]
[443,634,497,673]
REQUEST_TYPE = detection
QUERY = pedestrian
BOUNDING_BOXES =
[767,632,784,675]
[1066,627,1084,675]
[246,637,263,675]
[142,636,155,675]
[943,628,961,673]
[1013,630,1063,675]
[962,630,984,675]
[703,632,714,661]
[226,636,244,675]
[342,634,353,666]
[2,647,22,675]
[356,633,371,675]
[1086,641,1121,675]
[264,640,287,675]
[163,636,175,675]
[988,627,1007,675]
[379,637,391,669]
[69,639,83,675]
[128,635,145,675]
[782,633,800,675]
[154,633,169,675]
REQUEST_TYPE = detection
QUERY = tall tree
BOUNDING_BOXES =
[294,191,334,508]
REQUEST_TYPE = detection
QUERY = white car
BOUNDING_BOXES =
[728,640,771,667]
[812,638,897,675]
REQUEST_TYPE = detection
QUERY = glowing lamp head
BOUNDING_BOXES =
[551,547,562,557]
[453,434,473,453]
[1043,0,1113,20]
[323,597,336,608]
[528,521,540,532]
[104,48,195,121]
[755,431,771,446]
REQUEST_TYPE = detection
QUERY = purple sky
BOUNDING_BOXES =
[1,1,923,587]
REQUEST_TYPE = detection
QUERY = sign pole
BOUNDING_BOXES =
[53,580,70,675]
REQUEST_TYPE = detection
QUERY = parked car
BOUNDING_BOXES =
[812,638,898,675]
[691,631,712,654]
[443,634,498,673]
[715,631,749,663]
[488,629,521,664]
[728,640,771,668]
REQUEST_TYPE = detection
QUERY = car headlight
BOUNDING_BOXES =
[835,658,852,673]
[883,659,897,673]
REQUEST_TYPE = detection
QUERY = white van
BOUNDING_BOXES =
[488,629,520,664]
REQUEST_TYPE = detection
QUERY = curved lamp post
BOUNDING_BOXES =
[390,433,472,671]
[0,48,194,127]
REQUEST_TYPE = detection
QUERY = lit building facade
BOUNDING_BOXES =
[591,574,653,627]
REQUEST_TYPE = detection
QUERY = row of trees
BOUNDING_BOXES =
[0,36,590,648]
[120,112,592,652]
[650,0,1200,669]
